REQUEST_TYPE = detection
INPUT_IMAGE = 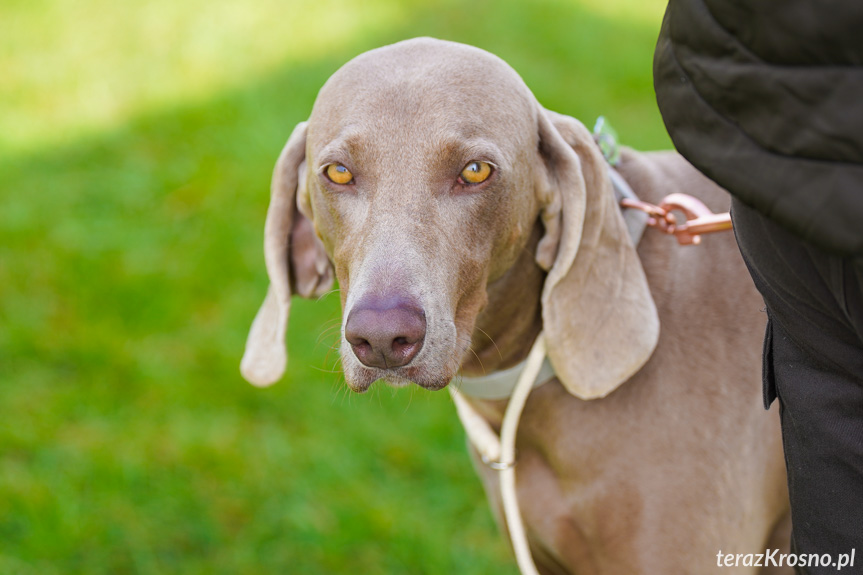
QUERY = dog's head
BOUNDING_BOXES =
[241,38,658,399]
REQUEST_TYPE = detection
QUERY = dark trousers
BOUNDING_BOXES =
[732,198,863,573]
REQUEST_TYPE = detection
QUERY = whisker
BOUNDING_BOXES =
[316,287,341,302]
[318,324,341,336]
[333,377,351,406]
[403,385,415,413]
[317,329,341,345]
[321,344,340,368]
[467,346,485,375]
[474,326,503,362]
[327,356,343,372]
[310,365,343,374]
[318,320,341,332]
[322,342,342,353]
[324,327,342,338]
[453,334,487,375]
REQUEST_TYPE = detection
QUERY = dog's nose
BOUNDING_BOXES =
[345,297,426,369]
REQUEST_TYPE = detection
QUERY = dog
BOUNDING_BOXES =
[240,38,791,574]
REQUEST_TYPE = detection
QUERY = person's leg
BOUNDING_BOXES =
[732,198,863,573]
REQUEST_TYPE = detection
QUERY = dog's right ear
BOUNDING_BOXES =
[240,122,334,386]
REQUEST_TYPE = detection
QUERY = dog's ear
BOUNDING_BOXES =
[535,109,659,399]
[241,122,334,386]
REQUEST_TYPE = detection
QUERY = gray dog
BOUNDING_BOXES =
[241,38,791,574]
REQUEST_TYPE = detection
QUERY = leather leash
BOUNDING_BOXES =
[450,334,547,575]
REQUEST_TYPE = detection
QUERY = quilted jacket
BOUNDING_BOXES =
[654,0,863,256]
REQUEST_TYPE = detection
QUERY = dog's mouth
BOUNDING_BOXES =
[343,364,456,393]
[341,331,470,393]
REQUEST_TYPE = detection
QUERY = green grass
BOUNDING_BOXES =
[0,0,670,573]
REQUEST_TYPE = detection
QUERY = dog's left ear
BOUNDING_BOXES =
[241,122,334,387]
[534,109,659,400]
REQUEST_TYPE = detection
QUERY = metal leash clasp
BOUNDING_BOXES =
[620,193,732,246]
[594,114,733,246]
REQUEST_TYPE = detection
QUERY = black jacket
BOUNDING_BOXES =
[654,0,863,256]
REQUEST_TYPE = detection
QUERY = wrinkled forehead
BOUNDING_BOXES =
[307,39,538,160]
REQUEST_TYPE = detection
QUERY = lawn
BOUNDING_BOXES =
[0,0,670,573]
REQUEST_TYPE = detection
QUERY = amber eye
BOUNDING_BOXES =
[325,163,354,185]
[460,161,492,185]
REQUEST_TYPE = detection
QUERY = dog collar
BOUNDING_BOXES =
[455,355,556,399]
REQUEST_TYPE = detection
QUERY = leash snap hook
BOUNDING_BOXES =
[659,193,733,246]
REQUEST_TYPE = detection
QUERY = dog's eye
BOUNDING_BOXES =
[459,161,492,185]
[325,163,354,185]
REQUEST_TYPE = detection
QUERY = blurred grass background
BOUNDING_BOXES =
[0,0,671,573]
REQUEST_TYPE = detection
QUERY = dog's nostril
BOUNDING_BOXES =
[355,340,371,352]
[391,337,416,356]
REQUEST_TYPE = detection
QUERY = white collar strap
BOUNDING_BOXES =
[455,356,556,399]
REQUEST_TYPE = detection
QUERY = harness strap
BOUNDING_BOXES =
[610,167,651,245]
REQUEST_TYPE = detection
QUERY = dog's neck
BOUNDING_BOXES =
[459,220,546,377]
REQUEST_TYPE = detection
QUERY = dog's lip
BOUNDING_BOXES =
[345,379,374,393]
[345,365,454,393]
